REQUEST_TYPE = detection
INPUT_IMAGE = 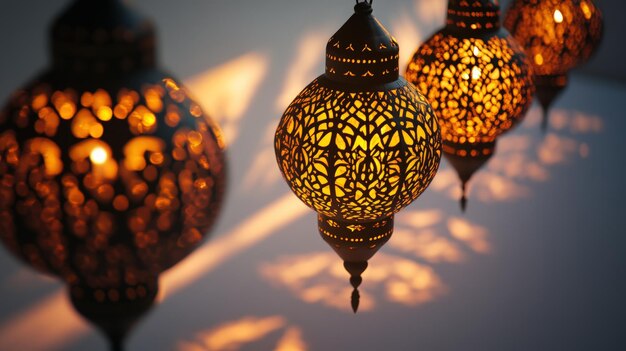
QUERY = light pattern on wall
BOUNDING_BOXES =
[261,252,445,312]
[178,316,307,351]
[430,107,603,203]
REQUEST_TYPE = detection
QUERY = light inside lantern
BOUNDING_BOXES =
[0,1,227,347]
[89,146,108,164]
[405,0,534,209]
[274,0,441,312]
[554,9,564,23]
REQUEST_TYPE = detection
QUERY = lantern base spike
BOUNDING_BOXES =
[535,74,568,132]
[460,182,468,213]
[344,261,368,313]
[443,141,495,212]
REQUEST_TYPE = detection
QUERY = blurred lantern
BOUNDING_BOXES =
[274,0,441,312]
[504,0,603,130]
[405,0,534,210]
[0,0,226,349]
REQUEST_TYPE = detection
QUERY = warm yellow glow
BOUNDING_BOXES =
[123,136,165,171]
[406,34,534,146]
[580,1,592,19]
[275,79,441,222]
[471,66,481,80]
[504,0,603,76]
[89,146,108,164]
[275,327,308,351]
[96,106,112,121]
[69,140,118,180]
[553,9,564,23]
[25,138,63,176]
[534,53,544,66]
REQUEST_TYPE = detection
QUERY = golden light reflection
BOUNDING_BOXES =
[185,52,269,145]
[261,252,445,312]
[275,327,307,351]
[430,107,603,203]
[178,316,308,351]
[390,209,491,263]
[181,316,285,351]
[447,218,491,254]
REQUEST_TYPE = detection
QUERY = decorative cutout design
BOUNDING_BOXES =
[504,0,603,77]
[0,76,226,297]
[406,32,534,147]
[275,77,441,223]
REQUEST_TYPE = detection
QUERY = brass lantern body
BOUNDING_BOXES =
[275,2,441,249]
[0,0,226,346]
[504,0,603,127]
[406,0,534,152]
[405,0,534,209]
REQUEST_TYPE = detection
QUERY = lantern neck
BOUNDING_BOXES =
[50,0,156,75]
[445,0,501,33]
[324,2,400,85]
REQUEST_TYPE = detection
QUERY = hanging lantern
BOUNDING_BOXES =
[274,0,441,311]
[504,0,603,130]
[405,0,534,209]
[0,0,226,348]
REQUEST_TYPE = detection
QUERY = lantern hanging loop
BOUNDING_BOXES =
[355,0,373,5]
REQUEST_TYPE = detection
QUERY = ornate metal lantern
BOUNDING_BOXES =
[504,0,603,129]
[0,0,226,348]
[405,0,534,208]
[274,0,441,311]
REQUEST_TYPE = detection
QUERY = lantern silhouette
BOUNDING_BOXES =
[405,0,533,209]
[504,0,603,130]
[274,0,441,311]
[0,0,226,349]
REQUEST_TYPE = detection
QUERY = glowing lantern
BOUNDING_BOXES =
[0,0,226,348]
[274,0,441,311]
[405,0,534,209]
[504,0,603,129]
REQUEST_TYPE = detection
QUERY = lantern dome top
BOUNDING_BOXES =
[51,0,156,74]
[325,1,400,85]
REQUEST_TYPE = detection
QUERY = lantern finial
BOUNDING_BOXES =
[345,261,367,313]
